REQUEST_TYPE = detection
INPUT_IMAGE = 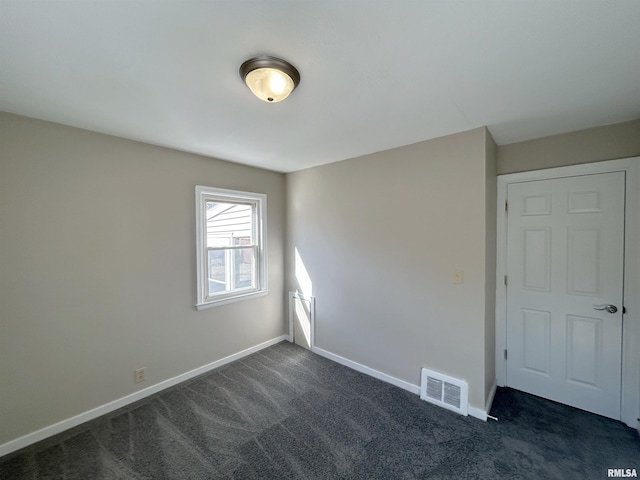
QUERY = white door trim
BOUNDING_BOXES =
[496,157,640,428]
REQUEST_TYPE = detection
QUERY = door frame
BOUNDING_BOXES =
[495,157,640,428]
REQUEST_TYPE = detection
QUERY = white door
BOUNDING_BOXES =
[506,171,625,419]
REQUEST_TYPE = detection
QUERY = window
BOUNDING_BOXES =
[195,186,267,309]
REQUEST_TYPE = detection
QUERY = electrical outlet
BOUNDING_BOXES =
[134,367,146,384]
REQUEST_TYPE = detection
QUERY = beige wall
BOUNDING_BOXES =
[287,128,496,410]
[497,119,640,174]
[0,112,286,445]
[484,130,497,403]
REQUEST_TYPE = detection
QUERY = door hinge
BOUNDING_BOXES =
[505,201,508,212]
[504,275,508,286]
[504,349,508,360]
[623,306,626,314]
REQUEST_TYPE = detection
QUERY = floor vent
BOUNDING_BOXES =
[420,368,468,416]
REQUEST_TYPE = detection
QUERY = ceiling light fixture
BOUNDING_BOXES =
[239,56,300,103]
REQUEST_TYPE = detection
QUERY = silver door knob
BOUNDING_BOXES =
[593,304,618,314]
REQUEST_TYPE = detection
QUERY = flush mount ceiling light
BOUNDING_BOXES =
[239,56,300,103]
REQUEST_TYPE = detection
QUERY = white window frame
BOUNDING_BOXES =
[195,185,267,309]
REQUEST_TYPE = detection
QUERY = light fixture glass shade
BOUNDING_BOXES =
[240,56,300,103]
[245,67,295,103]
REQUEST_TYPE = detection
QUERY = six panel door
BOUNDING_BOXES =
[506,172,625,419]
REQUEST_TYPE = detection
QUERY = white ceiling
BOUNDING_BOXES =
[1,1,639,173]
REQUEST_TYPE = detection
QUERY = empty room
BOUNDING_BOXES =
[1,1,639,479]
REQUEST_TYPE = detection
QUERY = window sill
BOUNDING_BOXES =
[196,289,269,310]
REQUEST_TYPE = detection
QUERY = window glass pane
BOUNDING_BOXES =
[196,186,266,308]
[205,201,253,248]
[207,249,227,295]
[234,247,256,289]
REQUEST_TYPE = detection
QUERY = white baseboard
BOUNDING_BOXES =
[313,347,420,395]
[0,335,288,458]
[467,406,487,421]
[313,346,489,421]
[469,381,498,422]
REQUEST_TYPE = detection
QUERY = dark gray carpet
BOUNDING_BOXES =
[1,341,638,479]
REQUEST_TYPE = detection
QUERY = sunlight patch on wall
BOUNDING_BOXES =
[295,296,312,347]
[295,247,313,298]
